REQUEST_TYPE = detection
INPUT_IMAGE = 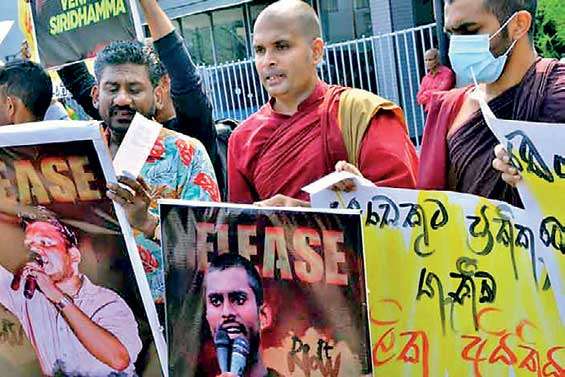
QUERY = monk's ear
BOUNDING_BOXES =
[311,37,325,65]
[509,10,532,42]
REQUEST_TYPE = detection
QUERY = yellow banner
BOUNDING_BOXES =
[308,177,564,376]
[364,189,562,377]
[478,95,564,317]
[18,0,39,62]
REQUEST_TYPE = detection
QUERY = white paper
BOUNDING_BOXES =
[113,113,162,178]
[302,171,376,194]
[0,20,13,47]
[303,171,379,210]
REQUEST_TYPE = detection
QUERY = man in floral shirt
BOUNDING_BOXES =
[130,128,219,303]
[97,41,220,303]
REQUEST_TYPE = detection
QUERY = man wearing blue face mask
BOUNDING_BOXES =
[418,0,564,207]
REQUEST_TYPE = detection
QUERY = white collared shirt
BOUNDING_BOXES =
[0,265,142,376]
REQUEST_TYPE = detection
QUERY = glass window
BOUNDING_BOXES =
[319,0,354,43]
[180,13,214,65]
[354,0,369,10]
[354,7,372,38]
[326,0,339,12]
[249,1,270,45]
[211,7,247,64]
[249,0,272,27]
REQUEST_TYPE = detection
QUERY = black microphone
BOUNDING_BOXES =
[24,253,43,299]
[10,253,43,300]
[230,336,249,376]
[214,329,231,373]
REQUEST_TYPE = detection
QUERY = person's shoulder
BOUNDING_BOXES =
[536,58,565,122]
[335,85,400,112]
[438,65,454,74]
[83,277,124,302]
[160,127,206,150]
[537,57,565,72]
[431,85,470,107]
[231,104,272,139]
[545,59,565,89]
[154,128,211,168]
[327,84,350,97]
[333,85,389,102]
[424,85,472,127]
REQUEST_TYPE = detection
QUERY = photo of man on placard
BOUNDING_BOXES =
[0,215,142,376]
[204,253,281,377]
[162,203,372,377]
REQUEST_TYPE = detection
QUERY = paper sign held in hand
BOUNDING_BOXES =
[113,113,162,178]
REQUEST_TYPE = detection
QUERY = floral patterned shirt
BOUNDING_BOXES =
[134,128,220,302]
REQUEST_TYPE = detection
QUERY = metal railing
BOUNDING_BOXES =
[52,23,437,146]
[198,23,437,147]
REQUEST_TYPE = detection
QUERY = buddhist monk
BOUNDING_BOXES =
[418,0,564,207]
[227,0,419,206]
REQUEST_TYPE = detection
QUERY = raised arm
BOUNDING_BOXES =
[57,62,100,120]
[140,0,217,163]
[0,263,19,315]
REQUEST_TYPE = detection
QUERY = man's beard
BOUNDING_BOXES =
[247,329,261,368]
[106,104,156,133]
[491,32,514,58]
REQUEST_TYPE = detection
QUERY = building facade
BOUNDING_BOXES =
[1,0,437,144]
[154,0,434,66]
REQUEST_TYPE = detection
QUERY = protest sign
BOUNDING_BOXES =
[0,121,166,376]
[28,0,143,68]
[113,113,162,178]
[307,175,563,377]
[477,92,564,310]
[160,200,372,377]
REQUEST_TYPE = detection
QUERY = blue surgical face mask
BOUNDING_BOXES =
[448,13,518,86]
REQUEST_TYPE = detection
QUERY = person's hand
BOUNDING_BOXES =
[106,175,158,237]
[20,40,31,60]
[254,194,310,208]
[492,144,521,187]
[216,373,237,377]
[21,262,63,303]
[332,161,362,192]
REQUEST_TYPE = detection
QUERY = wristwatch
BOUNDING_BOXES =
[55,294,73,311]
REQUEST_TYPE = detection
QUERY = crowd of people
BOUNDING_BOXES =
[0,0,563,375]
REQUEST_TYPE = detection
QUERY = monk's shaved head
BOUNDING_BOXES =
[252,0,325,112]
[255,0,321,40]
